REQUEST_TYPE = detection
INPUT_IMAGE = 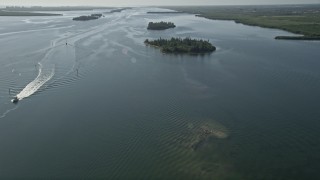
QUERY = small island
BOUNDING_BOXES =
[147,21,176,30]
[72,14,103,21]
[145,37,216,54]
[109,8,131,13]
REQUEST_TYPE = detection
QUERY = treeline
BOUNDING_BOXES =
[147,21,176,30]
[145,37,216,54]
[73,14,103,21]
[109,8,131,13]
[275,36,320,40]
[0,10,61,16]
[147,11,184,14]
[167,6,320,40]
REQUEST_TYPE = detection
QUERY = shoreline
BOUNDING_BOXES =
[144,42,216,55]
[0,10,62,16]
[196,14,320,41]
[165,6,320,41]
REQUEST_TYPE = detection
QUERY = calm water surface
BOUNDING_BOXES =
[0,8,320,179]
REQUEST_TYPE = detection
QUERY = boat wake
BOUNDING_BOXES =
[5,10,130,105]
[0,106,19,119]
[16,63,55,100]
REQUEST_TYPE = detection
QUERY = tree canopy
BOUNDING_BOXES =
[147,21,176,30]
[145,37,216,54]
[73,14,103,21]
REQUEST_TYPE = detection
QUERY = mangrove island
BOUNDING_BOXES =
[108,8,131,13]
[147,21,176,30]
[73,14,103,21]
[145,37,216,54]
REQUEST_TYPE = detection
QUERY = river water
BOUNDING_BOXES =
[0,7,320,179]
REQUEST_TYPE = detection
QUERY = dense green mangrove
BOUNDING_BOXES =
[147,21,176,30]
[72,14,103,21]
[145,37,216,54]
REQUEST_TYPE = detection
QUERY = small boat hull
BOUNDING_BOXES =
[11,97,19,104]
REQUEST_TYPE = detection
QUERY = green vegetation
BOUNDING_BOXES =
[147,11,184,14]
[0,10,61,16]
[145,37,216,54]
[91,14,103,18]
[166,5,320,40]
[73,14,103,21]
[147,21,176,30]
[275,36,320,40]
[109,8,131,13]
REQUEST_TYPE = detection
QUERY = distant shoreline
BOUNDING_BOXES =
[165,5,320,41]
[274,36,320,40]
[2,6,112,11]
[0,10,62,16]
[0,6,113,16]
[147,11,184,14]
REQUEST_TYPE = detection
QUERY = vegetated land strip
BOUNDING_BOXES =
[145,37,216,54]
[0,10,61,16]
[165,5,320,40]
[108,8,132,13]
[147,11,184,14]
[73,14,103,21]
[147,21,176,30]
[0,6,112,16]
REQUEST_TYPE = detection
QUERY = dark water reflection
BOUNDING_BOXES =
[0,7,320,179]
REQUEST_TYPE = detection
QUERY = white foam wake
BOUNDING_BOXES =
[16,63,55,100]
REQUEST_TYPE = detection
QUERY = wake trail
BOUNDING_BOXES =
[12,11,129,102]
[13,38,61,101]
[0,106,19,119]
[16,63,55,100]
[0,25,74,36]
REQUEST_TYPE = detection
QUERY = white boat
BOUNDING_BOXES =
[11,96,19,103]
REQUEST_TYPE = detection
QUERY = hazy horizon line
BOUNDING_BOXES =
[1,3,320,8]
